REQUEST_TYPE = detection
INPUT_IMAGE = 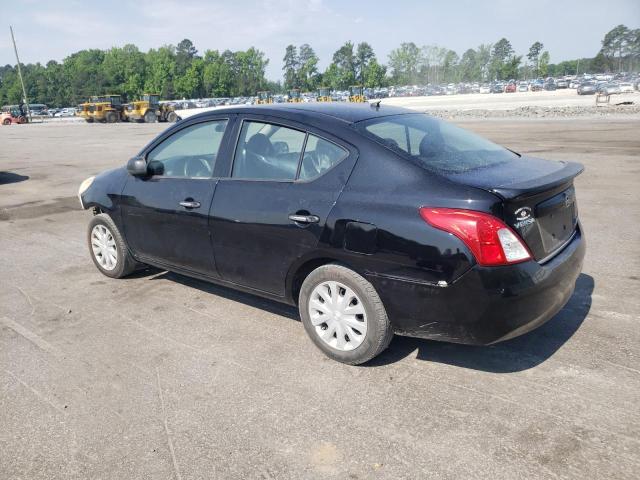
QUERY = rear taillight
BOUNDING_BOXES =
[419,207,531,266]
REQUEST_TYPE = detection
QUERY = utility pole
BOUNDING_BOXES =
[9,25,31,123]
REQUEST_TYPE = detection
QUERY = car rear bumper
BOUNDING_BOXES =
[368,225,585,345]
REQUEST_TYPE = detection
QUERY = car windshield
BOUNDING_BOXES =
[359,114,517,174]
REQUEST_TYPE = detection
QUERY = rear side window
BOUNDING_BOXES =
[360,114,517,174]
[232,121,348,181]
[232,121,306,180]
[299,134,348,181]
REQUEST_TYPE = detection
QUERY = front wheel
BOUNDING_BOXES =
[166,111,178,122]
[299,264,393,365]
[144,111,157,123]
[87,214,140,278]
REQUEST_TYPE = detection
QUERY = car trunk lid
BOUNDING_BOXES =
[444,156,583,262]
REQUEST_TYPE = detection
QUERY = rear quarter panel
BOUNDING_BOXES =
[320,139,501,286]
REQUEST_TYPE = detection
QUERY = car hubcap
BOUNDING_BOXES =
[91,224,118,271]
[308,281,367,351]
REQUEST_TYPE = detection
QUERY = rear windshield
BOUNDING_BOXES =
[358,114,517,174]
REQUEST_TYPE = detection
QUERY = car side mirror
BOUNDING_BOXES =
[126,156,148,176]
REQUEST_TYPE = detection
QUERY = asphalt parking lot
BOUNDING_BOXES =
[1,118,639,479]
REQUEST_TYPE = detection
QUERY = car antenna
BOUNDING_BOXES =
[371,99,382,110]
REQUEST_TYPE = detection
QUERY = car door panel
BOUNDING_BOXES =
[121,176,218,276]
[119,117,235,277]
[209,119,358,296]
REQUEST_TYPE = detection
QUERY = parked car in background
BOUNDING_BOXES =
[577,82,597,95]
[479,84,491,94]
[491,83,504,93]
[543,81,557,91]
[77,103,585,365]
[556,79,568,89]
[517,82,529,92]
[55,107,77,117]
[597,83,621,95]
[618,82,634,93]
[530,80,544,91]
[505,82,516,93]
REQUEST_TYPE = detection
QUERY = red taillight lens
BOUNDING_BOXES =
[419,207,531,266]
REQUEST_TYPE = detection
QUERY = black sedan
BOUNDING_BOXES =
[78,104,585,364]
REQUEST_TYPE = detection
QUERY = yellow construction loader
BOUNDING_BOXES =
[316,87,332,102]
[88,95,125,123]
[287,89,302,103]
[256,91,273,105]
[124,94,179,123]
[76,101,92,122]
[349,85,366,103]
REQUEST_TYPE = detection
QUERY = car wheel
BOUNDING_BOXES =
[2,118,10,125]
[299,264,393,365]
[87,213,139,279]
[144,111,157,123]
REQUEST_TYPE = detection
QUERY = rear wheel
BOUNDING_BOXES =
[144,111,157,123]
[105,111,118,123]
[299,264,393,365]
[2,118,10,125]
[87,214,140,279]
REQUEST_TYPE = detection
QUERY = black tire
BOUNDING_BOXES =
[144,110,157,123]
[166,111,178,123]
[299,264,393,365]
[105,111,118,123]
[2,118,10,125]
[87,213,140,279]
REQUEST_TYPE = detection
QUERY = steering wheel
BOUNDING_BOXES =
[184,157,212,178]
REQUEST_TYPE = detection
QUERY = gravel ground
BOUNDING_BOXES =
[1,118,639,479]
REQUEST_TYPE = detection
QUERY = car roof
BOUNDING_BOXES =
[194,102,414,124]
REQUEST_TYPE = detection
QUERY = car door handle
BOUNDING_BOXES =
[288,214,319,224]
[179,200,201,209]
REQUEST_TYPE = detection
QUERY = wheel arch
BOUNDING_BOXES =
[285,253,363,305]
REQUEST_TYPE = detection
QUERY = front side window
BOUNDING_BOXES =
[360,114,517,174]
[147,120,228,178]
[232,121,306,180]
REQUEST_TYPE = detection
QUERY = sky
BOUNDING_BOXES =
[1,0,638,80]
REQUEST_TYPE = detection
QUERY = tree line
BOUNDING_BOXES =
[0,25,637,107]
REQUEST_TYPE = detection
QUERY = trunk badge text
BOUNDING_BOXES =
[514,207,535,229]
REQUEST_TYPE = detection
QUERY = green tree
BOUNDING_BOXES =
[490,38,514,80]
[388,42,423,84]
[176,38,198,75]
[527,41,544,77]
[175,58,204,98]
[102,44,145,99]
[442,50,460,83]
[502,55,522,80]
[298,44,319,90]
[282,44,298,89]
[355,42,375,84]
[363,59,387,87]
[144,46,177,99]
[539,51,550,77]
[63,49,107,102]
[459,49,478,82]
[331,41,356,89]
